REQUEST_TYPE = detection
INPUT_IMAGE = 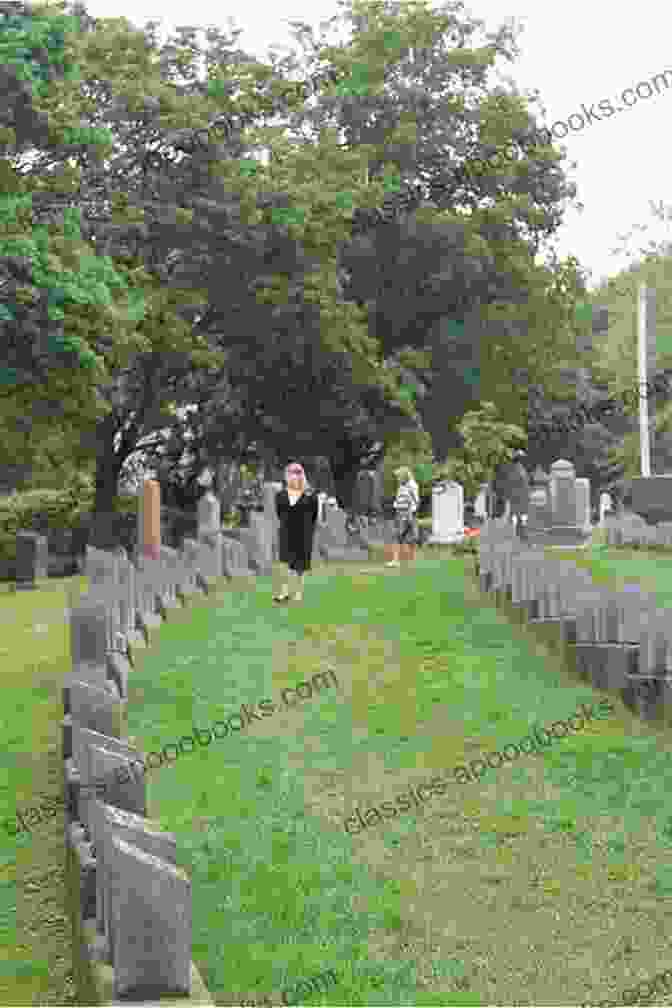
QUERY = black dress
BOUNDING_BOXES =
[275,489,319,574]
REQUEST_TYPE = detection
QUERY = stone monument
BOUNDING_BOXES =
[525,460,591,547]
[629,475,672,525]
[599,491,614,525]
[197,491,221,537]
[137,480,161,561]
[427,481,464,544]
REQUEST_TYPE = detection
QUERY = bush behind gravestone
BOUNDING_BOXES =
[0,486,138,577]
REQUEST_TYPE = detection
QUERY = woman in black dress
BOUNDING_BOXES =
[273,462,322,602]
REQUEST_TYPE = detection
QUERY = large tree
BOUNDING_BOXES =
[1,0,594,522]
[0,0,423,527]
[269,0,587,457]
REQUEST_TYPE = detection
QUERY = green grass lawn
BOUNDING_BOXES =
[4,551,672,1004]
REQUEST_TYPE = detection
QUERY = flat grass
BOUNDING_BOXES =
[0,575,87,1005]
[3,550,672,1004]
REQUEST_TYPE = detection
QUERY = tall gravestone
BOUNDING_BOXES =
[550,459,577,526]
[575,477,592,532]
[248,511,273,575]
[474,484,488,521]
[599,491,614,525]
[428,481,464,544]
[629,475,672,525]
[138,480,161,561]
[263,482,282,562]
[526,460,590,546]
[197,490,220,537]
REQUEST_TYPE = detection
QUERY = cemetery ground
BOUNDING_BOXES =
[3,552,672,1004]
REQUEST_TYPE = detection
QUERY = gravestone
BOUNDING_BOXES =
[157,546,185,608]
[237,520,269,575]
[70,723,145,820]
[599,491,614,525]
[108,836,191,999]
[70,680,124,740]
[526,460,590,546]
[575,477,592,532]
[474,484,488,520]
[317,504,348,559]
[197,490,220,537]
[84,744,147,821]
[90,801,177,965]
[138,479,161,561]
[263,482,282,562]
[531,467,552,532]
[221,538,253,578]
[629,475,672,525]
[84,545,118,588]
[248,511,273,575]
[428,481,464,544]
[133,563,163,635]
[66,594,110,704]
[15,531,48,589]
[527,486,551,531]
[113,549,142,649]
[550,459,577,525]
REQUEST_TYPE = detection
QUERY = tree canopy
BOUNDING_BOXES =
[0,0,596,515]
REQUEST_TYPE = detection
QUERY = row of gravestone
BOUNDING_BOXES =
[476,520,672,722]
[62,505,388,1005]
[10,477,397,589]
[602,512,672,549]
[64,538,224,1003]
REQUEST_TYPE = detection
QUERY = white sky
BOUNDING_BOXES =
[80,0,672,293]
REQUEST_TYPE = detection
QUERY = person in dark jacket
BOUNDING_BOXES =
[273,462,322,602]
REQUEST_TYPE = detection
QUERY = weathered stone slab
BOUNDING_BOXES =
[109,836,191,999]
[105,649,131,703]
[69,679,124,740]
[66,596,109,695]
[69,724,144,819]
[85,745,147,822]
[221,537,254,578]
[90,801,177,965]
[573,642,638,691]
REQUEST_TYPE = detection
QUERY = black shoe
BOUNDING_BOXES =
[273,593,290,602]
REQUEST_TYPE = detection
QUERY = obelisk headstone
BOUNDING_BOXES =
[138,480,161,561]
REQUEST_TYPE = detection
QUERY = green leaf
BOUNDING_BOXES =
[239,158,260,177]
[335,191,355,210]
[271,207,305,227]
[382,30,403,54]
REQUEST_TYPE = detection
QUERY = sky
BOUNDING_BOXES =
[71,0,672,291]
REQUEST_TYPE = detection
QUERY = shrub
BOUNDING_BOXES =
[0,485,137,575]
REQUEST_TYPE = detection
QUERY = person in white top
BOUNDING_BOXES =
[387,466,420,567]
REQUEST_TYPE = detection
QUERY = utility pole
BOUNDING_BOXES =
[637,284,656,477]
